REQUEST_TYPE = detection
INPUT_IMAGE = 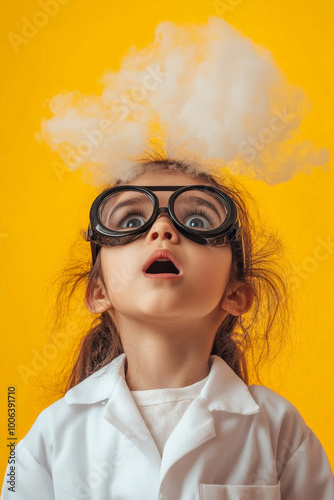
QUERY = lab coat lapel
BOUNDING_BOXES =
[160,395,216,482]
[102,375,162,467]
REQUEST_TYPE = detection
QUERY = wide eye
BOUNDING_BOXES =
[174,190,226,232]
[184,215,211,229]
[121,215,146,229]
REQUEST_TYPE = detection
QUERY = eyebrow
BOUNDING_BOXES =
[184,195,222,219]
[107,197,150,218]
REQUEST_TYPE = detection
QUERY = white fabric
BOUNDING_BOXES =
[131,374,209,456]
[1,354,333,500]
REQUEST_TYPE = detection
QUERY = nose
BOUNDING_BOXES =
[146,212,179,243]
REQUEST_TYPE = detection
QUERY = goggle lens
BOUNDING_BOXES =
[99,192,154,232]
[174,189,227,231]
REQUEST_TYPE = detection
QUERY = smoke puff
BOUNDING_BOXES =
[36,16,329,186]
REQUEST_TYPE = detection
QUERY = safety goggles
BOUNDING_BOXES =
[87,185,242,266]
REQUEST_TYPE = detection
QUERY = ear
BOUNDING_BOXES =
[220,282,254,316]
[85,278,112,314]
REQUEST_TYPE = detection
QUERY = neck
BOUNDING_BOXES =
[112,313,222,390]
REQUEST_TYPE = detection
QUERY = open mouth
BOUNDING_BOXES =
[145,259,180,275]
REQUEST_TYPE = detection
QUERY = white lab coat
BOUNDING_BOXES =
[1,354,333,500]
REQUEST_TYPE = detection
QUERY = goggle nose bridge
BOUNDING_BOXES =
[156,206,170,217]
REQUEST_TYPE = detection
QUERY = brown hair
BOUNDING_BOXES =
[56,152,289,391]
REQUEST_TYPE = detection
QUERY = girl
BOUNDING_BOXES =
[1,153,333,500]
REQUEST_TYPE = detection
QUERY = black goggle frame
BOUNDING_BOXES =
[87,185,243,267]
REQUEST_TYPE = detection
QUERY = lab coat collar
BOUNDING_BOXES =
[64,354,260,416]
[65,354,126,405]
[203,355,260,415]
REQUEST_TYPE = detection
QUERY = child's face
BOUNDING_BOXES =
[97,171,233,328]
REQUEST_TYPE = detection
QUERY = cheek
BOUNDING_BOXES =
[191,247,232,293]
[100,247,138,297]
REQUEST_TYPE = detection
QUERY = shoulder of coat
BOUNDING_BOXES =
[247,384,307,433]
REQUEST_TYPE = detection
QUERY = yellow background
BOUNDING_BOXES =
[1,0,333,476]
